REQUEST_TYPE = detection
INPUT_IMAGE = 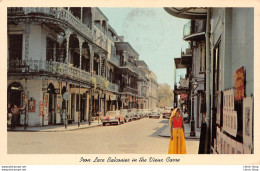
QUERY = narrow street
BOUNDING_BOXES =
[8,118,199,154]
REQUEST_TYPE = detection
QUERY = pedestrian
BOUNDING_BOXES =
[7,103,12,127]
[168,108,186,154]
[11,103,25,129]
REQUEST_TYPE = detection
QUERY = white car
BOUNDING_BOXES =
[101,111,125,126]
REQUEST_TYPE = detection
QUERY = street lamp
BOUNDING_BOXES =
[190,79,198,137]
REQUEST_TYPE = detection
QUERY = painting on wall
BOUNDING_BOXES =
[216,91,222,125]
[236,142,243,154]
[243,144,252,154]
[243,97,253,147]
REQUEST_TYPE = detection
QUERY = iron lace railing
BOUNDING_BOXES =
[8,59,92,82]
[8,7,92,40]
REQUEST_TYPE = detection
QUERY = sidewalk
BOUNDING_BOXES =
[7,120,102,132]
[158,122,201,139]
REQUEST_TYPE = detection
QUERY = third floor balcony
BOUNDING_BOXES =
[8,7,93,41]
[183,19,206,41]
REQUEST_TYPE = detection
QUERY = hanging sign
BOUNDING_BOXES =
[180,93,188,100]
[234,67,244,101]
[63,92,70,101]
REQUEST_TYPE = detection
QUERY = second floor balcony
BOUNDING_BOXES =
[121,86,138,95]
[8,59,92,83]
[119,60,139,75]
[183,19,206,41]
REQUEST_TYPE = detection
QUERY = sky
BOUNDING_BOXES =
[100,8,188,89]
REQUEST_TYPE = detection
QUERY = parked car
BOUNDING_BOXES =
[149,112,160,119]
[101,110,125,126]
[162,107,172,119]
[130,108,140,120]
[120,109,132,122]
[137,109,143,119]
[142,110,149,117]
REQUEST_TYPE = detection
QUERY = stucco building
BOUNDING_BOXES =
[7,7,158,127]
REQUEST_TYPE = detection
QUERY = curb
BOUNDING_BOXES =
[7,124,103,132]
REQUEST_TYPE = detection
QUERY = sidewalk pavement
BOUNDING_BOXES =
[158,122,201,139]
[7,120,102,132]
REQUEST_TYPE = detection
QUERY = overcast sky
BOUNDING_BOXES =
[100,8,188,89]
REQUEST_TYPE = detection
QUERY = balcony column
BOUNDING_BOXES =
[77,37,84,69]
[101,54,107,78]
[64,30,72,64]
[88,45,94,124]
[89,45,94,75]
[21,23,32,62]
[77,37,84,127]
[80,7,83,22]
[99,54,102,76]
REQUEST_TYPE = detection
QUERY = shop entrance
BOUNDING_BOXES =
[8,82,23,107]
[47,83,55,124]
[7,82,23,126]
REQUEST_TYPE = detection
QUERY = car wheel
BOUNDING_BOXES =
[103,123,106,126]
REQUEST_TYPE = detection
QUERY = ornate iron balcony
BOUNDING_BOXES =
[8,7,92,41]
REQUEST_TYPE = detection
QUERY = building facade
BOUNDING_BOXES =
[165,7,254,154]
[7,7,158,127]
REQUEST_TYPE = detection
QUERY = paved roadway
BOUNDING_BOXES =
[8,118,199,154]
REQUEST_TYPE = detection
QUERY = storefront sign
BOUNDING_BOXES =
[234,67,244,101]
[43,93,49,126]
[28,100,36,112]
[180,93,188,100]
[110,94,117,101]
[39,101,43,116]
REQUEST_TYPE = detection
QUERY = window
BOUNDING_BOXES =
[8,34,23,61]
[46,37,54,61]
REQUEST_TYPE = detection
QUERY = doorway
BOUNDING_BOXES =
[47,83,56,124]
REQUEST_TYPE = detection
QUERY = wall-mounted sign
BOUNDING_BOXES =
[28,100,36,112]
[234,67,244,101]
[39,101,43,117]
[180,93,188,100]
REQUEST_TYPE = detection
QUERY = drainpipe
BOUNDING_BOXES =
[205,8,211,154]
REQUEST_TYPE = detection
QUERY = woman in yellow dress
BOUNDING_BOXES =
[168,108,186,154]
